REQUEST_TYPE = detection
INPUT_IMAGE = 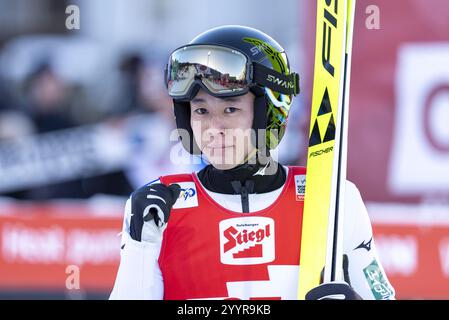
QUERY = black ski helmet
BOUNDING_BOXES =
[165,25,300,155]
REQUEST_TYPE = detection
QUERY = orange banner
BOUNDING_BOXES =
[0,203,122,292]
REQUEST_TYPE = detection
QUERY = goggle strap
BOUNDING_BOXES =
[253,63,300,96]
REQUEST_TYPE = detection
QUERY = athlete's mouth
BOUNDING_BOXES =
[208,145,233,149]
[206,143,234,149]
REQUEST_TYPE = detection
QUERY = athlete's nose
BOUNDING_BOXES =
[208,114,226,132]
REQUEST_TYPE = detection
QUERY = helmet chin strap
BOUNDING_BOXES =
[250,88,269,154]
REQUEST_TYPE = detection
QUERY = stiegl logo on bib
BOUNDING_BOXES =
[219,217,275,265]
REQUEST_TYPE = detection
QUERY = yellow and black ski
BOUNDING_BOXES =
[298,0,356,299]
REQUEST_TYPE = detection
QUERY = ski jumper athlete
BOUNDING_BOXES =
[110,25,395,300]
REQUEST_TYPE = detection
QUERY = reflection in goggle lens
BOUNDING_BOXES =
[166,45,250,99]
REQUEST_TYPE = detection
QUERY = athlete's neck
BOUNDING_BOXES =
[197,155,286,194]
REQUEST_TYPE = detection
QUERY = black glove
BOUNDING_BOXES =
[305,254,362,300]
[305,281,362,300]
[129,183,181,242]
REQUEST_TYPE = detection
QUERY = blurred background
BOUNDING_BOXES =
[0,0,447,299]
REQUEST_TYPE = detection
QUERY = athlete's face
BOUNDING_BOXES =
[190,89,256,170]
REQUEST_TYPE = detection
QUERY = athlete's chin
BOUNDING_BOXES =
[210,162,240,170]
[205,153,245,170]
[207,155,241,170]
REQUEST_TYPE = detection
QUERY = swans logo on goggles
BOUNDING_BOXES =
[266,74,295,90]
[172,182,198,209]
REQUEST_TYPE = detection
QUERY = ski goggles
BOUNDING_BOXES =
[165,44,300,101]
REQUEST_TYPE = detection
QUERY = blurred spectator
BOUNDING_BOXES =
[0,76,13,112]
[136,56,174,118]
[116,54,145,114]
[111,52,173,117]
[0,47,201,200]
[0,70,37,140]
[2,60,136,200]
[22,61,76,133]
[116,52,204,189]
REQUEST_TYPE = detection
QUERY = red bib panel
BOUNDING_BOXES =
[159,166,306,300]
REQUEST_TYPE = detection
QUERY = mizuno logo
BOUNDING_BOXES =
[355,237,373,251]
[253,162,270,176]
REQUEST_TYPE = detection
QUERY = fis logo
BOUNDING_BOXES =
[322,0,338,76]
[172,182,198,209]
[219,217,275,265]
[180,187,196,201]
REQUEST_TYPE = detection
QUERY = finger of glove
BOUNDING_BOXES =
[145,192,168,205]
[132,184,170,203]
[142,199,169,224]
[167,184,181,206]
[306,282,361,300]
[142,183,179,207]
[131,185,168,211]
[131,183,165,197]
[343,254,351,285]
[129,202,168,241]
[129,209,144,241]
[148,184,180,224]
[129,184,170,241]
[143,204,165,228]
[149,184,180,206]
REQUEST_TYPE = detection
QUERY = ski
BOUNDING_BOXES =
[297,0,356,299]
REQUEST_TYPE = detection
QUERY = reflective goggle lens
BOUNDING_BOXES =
[166,45,249,99]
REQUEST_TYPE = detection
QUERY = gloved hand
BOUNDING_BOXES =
[305,254,362,300]
[129,183,181,242]
[305,281,362,300]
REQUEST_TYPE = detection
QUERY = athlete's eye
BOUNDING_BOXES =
[193,108,208,115]
[224,107,238,114]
